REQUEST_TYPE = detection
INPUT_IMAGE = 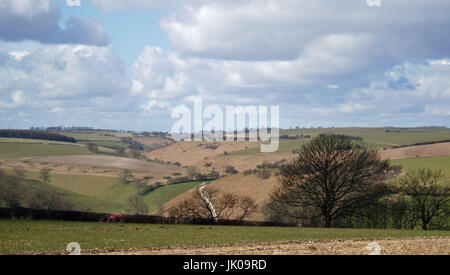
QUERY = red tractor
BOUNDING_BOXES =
[106,213,124,223]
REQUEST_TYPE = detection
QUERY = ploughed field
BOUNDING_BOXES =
[0,220,448,255]
[30,155,183,172]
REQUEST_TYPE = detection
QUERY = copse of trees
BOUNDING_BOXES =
[0,168,74,211]
[265,134,450,230]
[267,134,390,228]
[0,130,76,143]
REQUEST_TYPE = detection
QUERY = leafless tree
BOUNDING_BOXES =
[398,169,449,230]
[187,167,199,180]
[120,169,132,185]
[39,168,52,184]
[269,134,390,227]
[127,194,148,215]
[236,196,258,221]
[168,186,257,222]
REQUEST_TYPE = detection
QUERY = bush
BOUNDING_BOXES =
[257,170,272,180]
[225,165,238,175]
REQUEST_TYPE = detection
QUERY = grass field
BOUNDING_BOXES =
[20,169,200,213]
[60,132,122,142]
[280,127,450,148]
[143,181,204,212]
[391,156,450,177]
[0,220,448,254]
[0,143,91,160]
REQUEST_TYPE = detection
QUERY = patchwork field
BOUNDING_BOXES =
[146,141,262,172]
[0,220,448,255]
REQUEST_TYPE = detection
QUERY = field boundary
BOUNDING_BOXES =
[0,207,295,227]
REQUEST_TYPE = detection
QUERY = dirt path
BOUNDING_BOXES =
[87,237,449,255]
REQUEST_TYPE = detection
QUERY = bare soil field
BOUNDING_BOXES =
[30,155,184,173]
[146,141,262,171]
[91,237,450,255]
[380,142,450,160]
[133,136,174,149]
[160,173,278,220]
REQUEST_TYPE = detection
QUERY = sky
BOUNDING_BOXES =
[0,0,449,131]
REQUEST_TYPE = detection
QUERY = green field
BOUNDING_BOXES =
[281,127,450,148]
[0,143,91,160]
[142,181,203,211]
[391,156,450,181]
[20,169,203,213]
[60,132,122,142]
[224,127,450,157]
[0,220,448,254]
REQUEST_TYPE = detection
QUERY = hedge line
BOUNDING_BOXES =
[0,207,295,227]
[0,130,76,143]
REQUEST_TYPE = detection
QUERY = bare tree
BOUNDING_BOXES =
[120,169,132,185]
[39,168,51,184]
[187,167,199,180]
[398,169,449,230]
[168,186,257,222]
[237,196,258,221]
[127,194,148,215]
[86,143,99,153]
[269,134,390,227]
[13,166,26,181]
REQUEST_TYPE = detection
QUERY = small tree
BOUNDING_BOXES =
[127,194,148,215]
[87,143,99,153]
[13,166,26,181]
[237,196,258,221]
[120,169,132,185]
[187,167,199,180]
[39,168,51,184]
[398,169,449,230]
[131,149,141,159]
[225,165,238,175]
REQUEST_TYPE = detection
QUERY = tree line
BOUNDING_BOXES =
[0,130,76,143]
[0,168,75,211]
[263,135,449,230]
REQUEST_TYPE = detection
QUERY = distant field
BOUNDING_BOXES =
[380,142,450,160]
[0,143,91,160]
[60,132,122,142]
[143,181,204,212]
[281,127,450,148]
[391,156,450,177]
[30,155,184,172]
[0,220,448,254]
[18,169,202,213]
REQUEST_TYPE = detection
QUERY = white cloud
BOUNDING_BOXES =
[0,0,51,19]
[0,0,109,46]
[8,50,29,61]
[161,0,450,62]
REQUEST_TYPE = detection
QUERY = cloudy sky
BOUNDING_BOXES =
[0,0,449,131]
